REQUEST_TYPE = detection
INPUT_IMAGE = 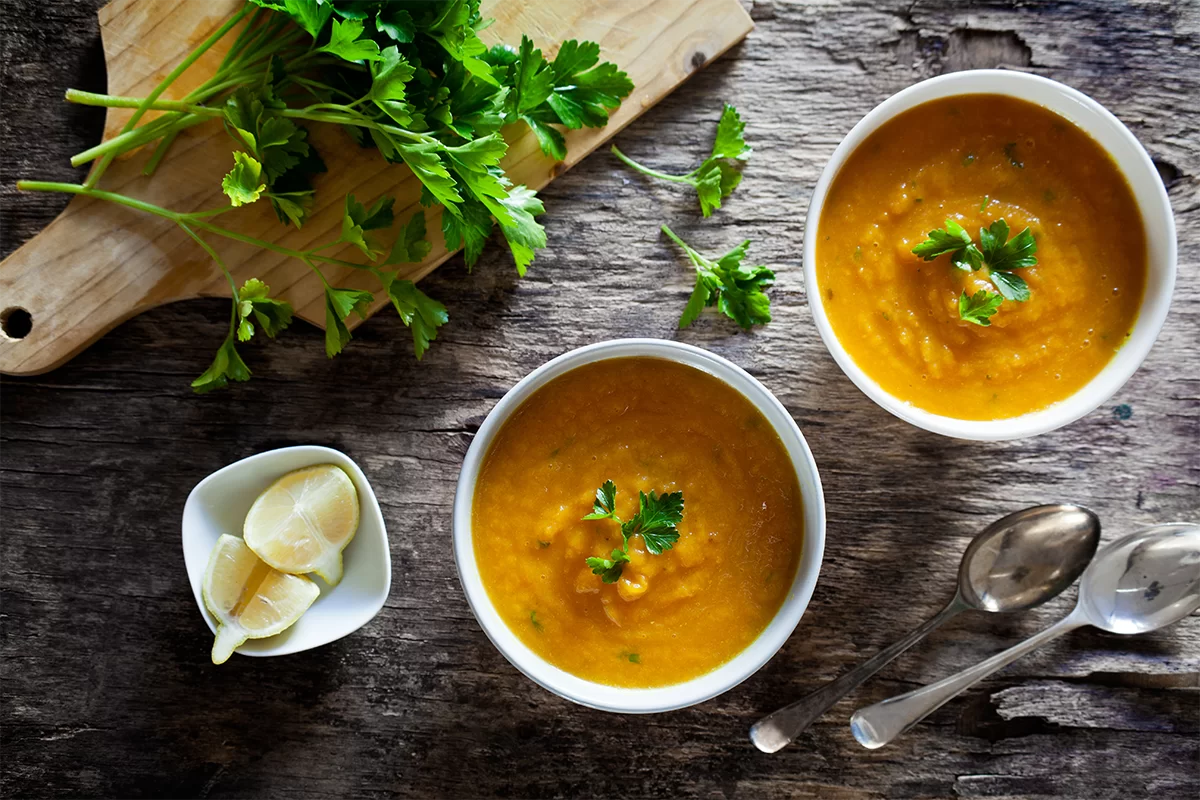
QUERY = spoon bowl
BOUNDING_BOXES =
[1078,523,1200,634]
[960,504,1102,612]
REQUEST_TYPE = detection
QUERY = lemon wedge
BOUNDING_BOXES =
[202,534,319,664]
[243,464,360,585]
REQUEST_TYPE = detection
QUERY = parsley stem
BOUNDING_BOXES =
[65,91,216,114]
[610,145,694,184]
[63,95,435,160]
[218,5,264,69]
[84,4,251,190]
[16,181,371,274]
[659,224,704,269]
[70,113,210,167]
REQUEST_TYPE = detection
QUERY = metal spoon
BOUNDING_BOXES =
[750,504,1100,753]
[851,522,1200,749]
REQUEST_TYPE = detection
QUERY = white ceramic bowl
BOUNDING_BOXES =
[804,69,1177,440]
[182,445,390,659]
[453,339,826,713]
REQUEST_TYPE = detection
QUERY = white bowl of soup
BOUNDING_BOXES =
[453,339,826,713]
[805,70,1176,440]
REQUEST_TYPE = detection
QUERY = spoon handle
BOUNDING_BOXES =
[850,611,1086,749]
[749,595,969,753]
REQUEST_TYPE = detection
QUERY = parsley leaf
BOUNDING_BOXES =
[582,480,618,520]
[581,481,685,583]
[662,226,774,330]
[442,198,494,270]
[191,331,251,394]
[423,0,498,87]
[958,289,1003,326]
[913,218,972,260]
[496,185,546,276]
[376,271,448,360]
[611,104,750,216]
[543,40,633,131]
[222,86,324,226]
[236,278,293,342]
[507,36,556,116]
[369,46,417,126]
[323,286,375,357]
[385,210,433,265]
[376,8,416,43]
[221,152,266,207]
[912,218,983,272]
[586,549,631,584]
[341,194,395,259]
[989,269,1030,302]
[980,219,1038,273]
[626,490,683,555]
[397,142,462,210]
[319,18,383,62]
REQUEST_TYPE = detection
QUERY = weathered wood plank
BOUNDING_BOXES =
[2,0,1198,798]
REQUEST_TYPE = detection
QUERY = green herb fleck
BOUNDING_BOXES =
[962,153,976,167]
[530,611,544,632]
[583,480,684,583]
[979,195,989,213]
[626,652,641,664]
[537,540,551,549]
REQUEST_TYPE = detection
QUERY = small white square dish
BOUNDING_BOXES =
[181,445,390,659]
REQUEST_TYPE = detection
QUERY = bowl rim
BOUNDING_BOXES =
[452,339,827,713]
[181,444,391,658]
[802,68,1177,440]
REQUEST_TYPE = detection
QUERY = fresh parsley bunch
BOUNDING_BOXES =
[19,0,633,391]
[913,217,1039,326]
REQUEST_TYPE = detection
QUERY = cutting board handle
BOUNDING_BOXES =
[1,189,226,375]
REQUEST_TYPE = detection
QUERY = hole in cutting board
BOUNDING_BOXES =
[1,307,32,340]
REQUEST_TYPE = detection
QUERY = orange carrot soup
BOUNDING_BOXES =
[816,94,1148,419]
[472,357,804,688]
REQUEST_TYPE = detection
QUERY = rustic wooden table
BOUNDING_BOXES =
[2,1,1197,797]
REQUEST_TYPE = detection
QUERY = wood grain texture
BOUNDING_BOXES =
[0,0,752,376]
[2,1,1198,798]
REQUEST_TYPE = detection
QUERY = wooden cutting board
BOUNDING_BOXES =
[0,0,753,376]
